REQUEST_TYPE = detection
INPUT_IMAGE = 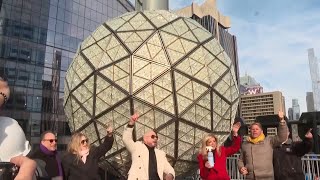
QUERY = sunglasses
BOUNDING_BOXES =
[43,139,58,143]
[151,135,158,139]
[81,139,89,144]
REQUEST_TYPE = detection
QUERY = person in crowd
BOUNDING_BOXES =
[238,111,288,180]
[29,130,63,179]
[122,113,175,180]
[62,126,114,180]
[273,128,313,180]
[197,122,241,180]
[0,75,36,180]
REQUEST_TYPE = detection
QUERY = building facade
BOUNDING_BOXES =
[240,91,286,135]
[292,98,300,120]
[175,0,240,87]
[306,92,315,112]
[0,0,134,148]
[239,74,263,95]
[308,48,320,111]
[288,107,293,120]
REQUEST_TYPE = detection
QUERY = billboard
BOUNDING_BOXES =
[243,86,263,95]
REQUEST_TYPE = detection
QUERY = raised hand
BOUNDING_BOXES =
[278,111,284,120]
[240,167,248,175]
[106,126,113,137]
[305,128,313,139]
[129,113,139,125]
[232,122,241,136]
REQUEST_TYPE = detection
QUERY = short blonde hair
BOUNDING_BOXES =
[250,122,262,130]
[199,133,221,159]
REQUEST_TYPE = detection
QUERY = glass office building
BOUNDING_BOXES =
[0,0,134,147]
[308,48,320,111]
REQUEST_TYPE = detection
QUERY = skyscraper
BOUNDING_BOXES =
[240,91,285,124]
[292,99,300,120]
[175,0,240,86]
[288,107,293,120]
[306,92,315,112]
[239,74,263,95]
[308,48,320,111]
[240,91,286,135]
[0,0,134,146]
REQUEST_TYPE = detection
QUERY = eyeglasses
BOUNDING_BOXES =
[81,139,88,144]
[150,135,158,139]
[43,139,58,143]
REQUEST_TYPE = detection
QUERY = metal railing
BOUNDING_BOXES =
[227,154,245,180]
[302,154,320,180]
[194,154,320,180]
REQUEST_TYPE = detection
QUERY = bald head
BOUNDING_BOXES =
[143,130,158,148]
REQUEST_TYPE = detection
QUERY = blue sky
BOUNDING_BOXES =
[129,0,320,113]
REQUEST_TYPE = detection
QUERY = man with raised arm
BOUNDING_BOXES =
[238,111,288,180]
[122,113,175,180]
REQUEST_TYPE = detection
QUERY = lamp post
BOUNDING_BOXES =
[313,110,319,153]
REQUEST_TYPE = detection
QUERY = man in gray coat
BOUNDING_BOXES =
[238,111,288,180]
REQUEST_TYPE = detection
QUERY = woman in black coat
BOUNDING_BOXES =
[62,126,114,180]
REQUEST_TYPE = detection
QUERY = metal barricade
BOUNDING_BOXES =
[194,154,320,180]
[302,154,320,180]
[227,154,245,180]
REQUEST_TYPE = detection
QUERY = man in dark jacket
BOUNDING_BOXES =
[29,130,63,179]
[273,128,313,180]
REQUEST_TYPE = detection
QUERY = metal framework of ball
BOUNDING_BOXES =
[64,10,239,177]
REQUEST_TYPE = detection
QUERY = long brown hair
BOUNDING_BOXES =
[199,133,221,159]
[67,132,90,162]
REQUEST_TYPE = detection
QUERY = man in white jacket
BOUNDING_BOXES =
[122,113,175,180]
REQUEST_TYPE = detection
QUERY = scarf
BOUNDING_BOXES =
[146,144,160,180]
[39,144,63,176]
[79,149,89,163]
[247,133,265,144]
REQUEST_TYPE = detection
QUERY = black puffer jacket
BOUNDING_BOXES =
[273,138,313,180]
[62,136,114,180]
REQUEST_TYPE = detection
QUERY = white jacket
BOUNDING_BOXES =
[122,126,175,180]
